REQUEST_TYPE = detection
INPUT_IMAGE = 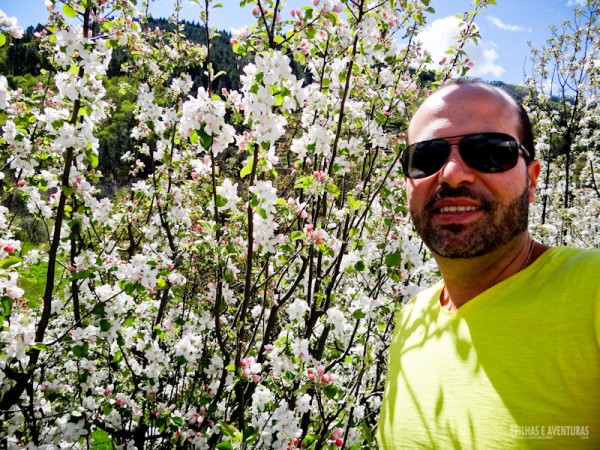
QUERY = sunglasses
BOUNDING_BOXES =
[401,132,532,179]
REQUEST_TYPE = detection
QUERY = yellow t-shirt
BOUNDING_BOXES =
[377,247,600,449]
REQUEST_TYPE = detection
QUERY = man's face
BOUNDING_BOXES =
[406,85,541,259]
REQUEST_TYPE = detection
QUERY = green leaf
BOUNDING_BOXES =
[172,416,183,426]
[0,256,20,270]
[323,384,339,399]
[216,195,228,208]
[91,302,105,316]
[294,50,306,66]
[302,435,317,447]
[294,176,312,190]
[72,343,89,358]
[274,93,284,107]
[385,252,402,267]
[291,231,305,241]
[199,129,213,150]
[317,243,334,257]
[216,443,233,450]
[0,34,6,48]
[71,269,94,280]
[325,12,339,25]
[240,159,253,178]
[354,260,366,272]
[218,421,241,439]
[28,342,48,352]
[62,4,78,18]
[87,151,98,168]
[325,184,340,198]
[190,129,199,144]
[156,416,167,430]
[243,426,258,444]
[1,296,13,317]
[255,72,264,84]
[100,319,111,332]
[352,309,366,319]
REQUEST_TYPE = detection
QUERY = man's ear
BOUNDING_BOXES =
[527,160,542,203]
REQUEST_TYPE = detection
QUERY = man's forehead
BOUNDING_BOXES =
[408,84,520,141]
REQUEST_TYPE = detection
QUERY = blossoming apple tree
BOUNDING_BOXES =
[525,0,600,248]
[1,0,493,448]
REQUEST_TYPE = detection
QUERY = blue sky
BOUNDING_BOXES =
[0,0,587,85]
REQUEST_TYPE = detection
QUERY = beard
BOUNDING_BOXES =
[410,183,530,259]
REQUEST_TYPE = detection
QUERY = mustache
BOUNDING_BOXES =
[424,185,494,211]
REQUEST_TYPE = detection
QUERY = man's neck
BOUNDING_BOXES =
[434,234,547,311]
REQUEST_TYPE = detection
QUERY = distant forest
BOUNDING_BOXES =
[1,17,243,88]
[1,17,250,184]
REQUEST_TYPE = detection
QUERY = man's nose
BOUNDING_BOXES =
[437,145,476,187]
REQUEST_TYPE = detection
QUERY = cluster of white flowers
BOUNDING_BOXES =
[0,75,10,110]
[0,314,35,365]
[0,9,23,39]
[216,178,241,214]
[180,86,236,154]
[240,50,305,146]
[286,297,311,321]
[248,180,287,254]
[251,402,301,449]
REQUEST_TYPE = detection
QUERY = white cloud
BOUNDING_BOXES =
[567,0,586,6]
[417,16,505,79]
[488,16,533,33]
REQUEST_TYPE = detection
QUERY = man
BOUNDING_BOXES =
[377,81,600,449]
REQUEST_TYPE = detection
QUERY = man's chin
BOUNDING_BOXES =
[424,229,492,259]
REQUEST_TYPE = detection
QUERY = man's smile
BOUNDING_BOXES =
[437,205,479,213]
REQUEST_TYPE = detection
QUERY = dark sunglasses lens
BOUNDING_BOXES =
[460,133,519,173]
[402,140,449,179]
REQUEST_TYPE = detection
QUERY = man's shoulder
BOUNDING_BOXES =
[531,246,600,302]
[541,246,600,270]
